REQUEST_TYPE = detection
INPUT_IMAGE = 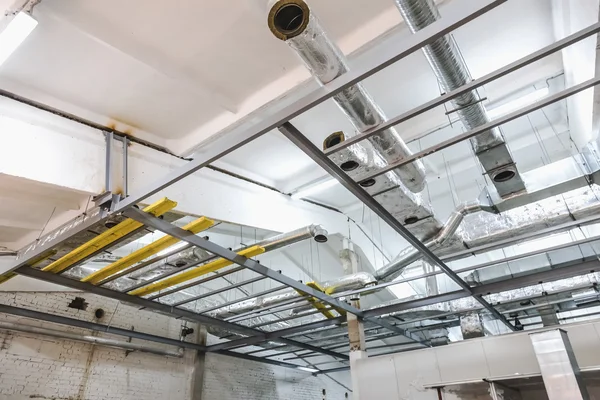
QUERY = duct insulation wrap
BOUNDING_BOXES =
[460,312,485,339]
[393,0,525,196]
[375,202,478,282]
[209,271,376,319]
[268,0,426,193]
[72,224,328,292]
[330,142,444,241]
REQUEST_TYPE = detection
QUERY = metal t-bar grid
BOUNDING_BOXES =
[278,122,516,332]
[124,209,432,348]
[15,266,350,362]
[123,207,363,317]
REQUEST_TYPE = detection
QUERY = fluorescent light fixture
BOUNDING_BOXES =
[486,87,549,119]
[296,366,319,373]
[291,178,339,200]
[0,12,37,67]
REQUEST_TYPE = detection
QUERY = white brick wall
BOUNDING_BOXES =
[203,354,351,400]
[0,291,194,400]
[0,291,352,400]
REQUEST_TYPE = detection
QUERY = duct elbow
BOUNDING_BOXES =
[310,224,328,243]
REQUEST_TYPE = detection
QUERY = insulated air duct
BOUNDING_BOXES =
[392,0,526,197]
[267,0,427,193]
[375,200,480,282]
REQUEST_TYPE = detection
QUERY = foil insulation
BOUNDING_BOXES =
[89,224,328,292]
[329,142,443,241]
[393,0,525,196]
[460,312,485,339]
[269,1,426,193]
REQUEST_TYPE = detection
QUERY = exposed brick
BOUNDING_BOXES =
[0,292,352,399]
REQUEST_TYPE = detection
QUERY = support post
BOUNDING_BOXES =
[105,131,113,193]
[190,325,207,400]
[530,329,590,400]
[348,298,367,399]
[122,136,129,197]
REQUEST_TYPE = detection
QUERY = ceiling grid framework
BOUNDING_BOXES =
[0,0,600,378]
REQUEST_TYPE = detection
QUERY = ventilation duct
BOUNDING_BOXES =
[392,0,526,197]
[267,0,426,193]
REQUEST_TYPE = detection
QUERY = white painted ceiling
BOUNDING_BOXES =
[0,0,594,286]
[0,174,89,251]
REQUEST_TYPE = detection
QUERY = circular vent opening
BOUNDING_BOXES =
[340,160,359,171]
[404,216,419,225]
[314,234,328,243]
[359,178,376,187]
[273,4,305,35]
[493,170,516,182]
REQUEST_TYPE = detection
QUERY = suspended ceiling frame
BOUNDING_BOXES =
[2,0,600,374]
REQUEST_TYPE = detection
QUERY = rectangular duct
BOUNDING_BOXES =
[529,329,591,400]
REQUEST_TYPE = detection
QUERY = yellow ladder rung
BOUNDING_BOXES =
[42,197,177,274]
[129,245,266,297]
[82,216,214,284]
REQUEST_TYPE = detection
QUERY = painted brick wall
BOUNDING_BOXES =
[0,291,195,400]
[0,291,352,400]
[203,354,351,400]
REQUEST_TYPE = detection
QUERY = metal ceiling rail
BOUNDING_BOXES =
[123,207,363,317]
[107,0,504,216]
[325,21,600,155]
[0,303,207,351]
[227,248,600,350]
[207,317,346,352]
[97,243,194,285]
[278,122,516,331]
[170,275,268,307]
[302,233,600,304]
[225,297,311,322]
[363,258,600,319]
[299,284,600,360]
[147,267,245,300]
[198,284,289,315]
[14,266,349,361]
[356,77,600,183]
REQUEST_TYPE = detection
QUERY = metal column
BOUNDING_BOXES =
[530,329,590,400]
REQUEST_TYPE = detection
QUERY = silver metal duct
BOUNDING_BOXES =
[375,200,480,282]
[393,0,526,197]
[325,132,444,241]
[82,224,328,293]
[210,271,376,319]
[267,0,426,193]
[0,321,183,357]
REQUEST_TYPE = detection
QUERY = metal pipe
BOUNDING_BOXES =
[171,275,268,307]
[0,303,205,351]
[267,0,426,193]
[199,284,288,314]
[374,200,480,282]
[121,224,328,294]
[393,0,524,196]
[325,22,600,155]
[0,321,183,357]
[358,77,600,183]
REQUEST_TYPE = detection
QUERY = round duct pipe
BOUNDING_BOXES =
[268,0,310,40]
